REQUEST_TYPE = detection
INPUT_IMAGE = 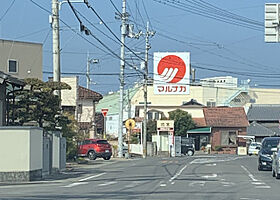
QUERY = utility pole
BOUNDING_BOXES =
[118,0,127,158]
[52,0,61,97]
[143,22,155,158]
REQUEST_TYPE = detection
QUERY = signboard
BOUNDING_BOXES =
[125,119,136,130]
[265,3,280,42]
[157,120,174,132]
[153,52,190,95]
[101,108,109,117]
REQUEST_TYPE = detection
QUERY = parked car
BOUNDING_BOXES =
[248,142,261,156]
[181,137,195,156]
[258,137,280,171]
[272,146,280,178]
[77,139,112,160]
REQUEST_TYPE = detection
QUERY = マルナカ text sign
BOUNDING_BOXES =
[101,108,109,117]
[153,52,190,95]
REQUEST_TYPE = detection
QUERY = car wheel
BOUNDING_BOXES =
[258,165,262,171]
[187,150,194,156]
[272,169,276,177]
[248,154,252,156]
[88,151,96,160]
[103,156,111,160]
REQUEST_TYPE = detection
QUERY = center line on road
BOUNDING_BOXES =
[78,172,106,182]
[241,165,259,182]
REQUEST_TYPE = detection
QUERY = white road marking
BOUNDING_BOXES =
[221,182,235,185]
[241,165,259,182]
[78,172,106,182]
[98,181,117,187]
[255,185,271,189]
[251,182,265,185]
[171,182,175,185]
[206,163,217,166]
[202,174,217,179]
[62,182,88,188]
[169,164,188,182]
[189,181,206,187]
[160,184,167,187]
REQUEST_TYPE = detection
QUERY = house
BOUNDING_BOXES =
[0,39,42,80]
[60,76,103,138]
[95,87,139,138]
[0,71,25,126]
[203,107,249,153]
[247,104,280,142]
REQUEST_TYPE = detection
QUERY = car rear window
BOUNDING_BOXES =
[262,139,280,149]
[97,140,109,144]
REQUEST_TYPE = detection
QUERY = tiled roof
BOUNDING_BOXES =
[203,107,249,127]
[192,118,206,127]
[78,86,103,101]
[247,122,274,137]
[247,104,280,121]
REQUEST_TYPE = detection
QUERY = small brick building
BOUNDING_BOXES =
[203,107,249,154]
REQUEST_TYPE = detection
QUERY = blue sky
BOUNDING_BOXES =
[1,0,280,94]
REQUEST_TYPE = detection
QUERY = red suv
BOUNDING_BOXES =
[78,139,112,160]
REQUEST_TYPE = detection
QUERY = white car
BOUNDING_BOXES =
[248,142,261,156]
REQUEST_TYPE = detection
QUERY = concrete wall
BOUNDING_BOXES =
[0,39,42,80]
[0,127,43,181]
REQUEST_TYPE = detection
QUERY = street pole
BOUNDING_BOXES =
[118,0,127,158]
[143,22,155,158]
[52,0,61,98]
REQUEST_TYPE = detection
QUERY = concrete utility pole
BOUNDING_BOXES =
[118,0,127,158]
[143,22,155,158]
[52,0,61,97]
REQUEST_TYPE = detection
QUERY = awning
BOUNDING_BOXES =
[187,127,211,134]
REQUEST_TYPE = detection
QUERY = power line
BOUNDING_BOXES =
[152,0,263,31]
[67,1,145,77]
[84,1,146,62]
[0,0,15,22]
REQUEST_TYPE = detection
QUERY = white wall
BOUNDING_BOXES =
[29,128,43,171]
[78,99,94,123]
[61,76,78,107]
[0,127,43,172]
[105,114,119,137]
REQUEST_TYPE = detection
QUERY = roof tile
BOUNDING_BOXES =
[203,107,249,127]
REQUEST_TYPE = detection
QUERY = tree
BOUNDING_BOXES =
[147,120,157,142]
[168,109,196,137]
[8,78,71,131]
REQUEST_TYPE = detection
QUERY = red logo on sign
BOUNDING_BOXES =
[101,108,108,117]
[157,55,186,83]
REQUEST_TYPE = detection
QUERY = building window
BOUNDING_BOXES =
[154,112,159,120]
[8,60,17,73]
[77,104,82,114]
[207,101,216,107]
[148,112,153,120]
[221,131,237,145]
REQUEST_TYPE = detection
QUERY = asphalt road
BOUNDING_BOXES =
[0,155,280,200]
